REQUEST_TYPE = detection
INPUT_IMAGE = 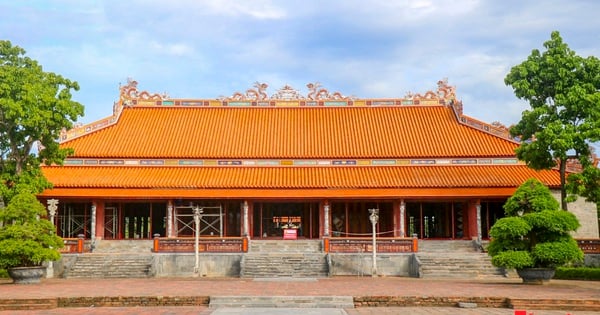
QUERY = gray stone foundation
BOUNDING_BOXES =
[327,253,413,277]
[152,253,242,277]
[584,254,600,267]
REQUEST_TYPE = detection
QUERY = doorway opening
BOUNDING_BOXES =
[253,202,319,239]
[406,201,465,239]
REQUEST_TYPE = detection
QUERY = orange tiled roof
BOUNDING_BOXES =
[62,106,518,159]
[41,164,559,192]
[40,81,560,199]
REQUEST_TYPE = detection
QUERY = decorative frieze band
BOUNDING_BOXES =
[63,158,521,167]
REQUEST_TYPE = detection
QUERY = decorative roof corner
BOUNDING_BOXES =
[59,78,171,143]
[457,114,518,143]
[408,79,515,143]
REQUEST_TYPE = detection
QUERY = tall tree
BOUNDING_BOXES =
[0,40,84,203]
[505,31,600,210]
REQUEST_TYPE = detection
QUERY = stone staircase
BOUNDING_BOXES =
[64,254,154,278]
[63,240,154,278]
[240,240,328,278]
[416,240,505,279]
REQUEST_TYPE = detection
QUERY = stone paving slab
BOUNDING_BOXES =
[209,296,354,308]
[210,308,349,315]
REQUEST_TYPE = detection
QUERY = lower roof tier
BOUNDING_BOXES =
[41,164,560,199]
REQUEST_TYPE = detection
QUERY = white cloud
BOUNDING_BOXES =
[202,0,287,19]
[3,0,600,127]
[148,41,194,57]
[116,0,287,20]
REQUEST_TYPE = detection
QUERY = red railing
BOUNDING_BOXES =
[153,237,247,253]
[59,236,598,255]
[577,239,600,254]
[325,237,417,253]
[59,237,86,254]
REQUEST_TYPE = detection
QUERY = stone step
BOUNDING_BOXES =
[418,240,478,252]
[416,250,505,279]
[241,253,328,278]
[0,299,57,311]
[64,254,153,278]
[509,298,600,311]
[209,296,354,308]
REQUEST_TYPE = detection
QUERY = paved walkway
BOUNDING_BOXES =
[0,276,598,314]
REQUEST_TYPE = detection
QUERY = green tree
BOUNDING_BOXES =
[0,40,84,203]
[504,31,600,210]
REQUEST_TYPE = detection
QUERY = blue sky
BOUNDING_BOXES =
[2,0,600,127]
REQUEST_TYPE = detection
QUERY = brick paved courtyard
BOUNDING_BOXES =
[0,276,598,314]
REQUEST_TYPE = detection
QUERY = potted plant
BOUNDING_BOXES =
[0,191,64,284]
[487,178,584,284]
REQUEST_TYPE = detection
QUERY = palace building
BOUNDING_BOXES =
[38,79,599,277]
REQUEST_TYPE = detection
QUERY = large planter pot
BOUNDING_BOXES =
[8,266,46,284]
[516,268,555,285]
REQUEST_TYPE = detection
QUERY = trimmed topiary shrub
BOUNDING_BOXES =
[0,192,64,269]
[488,178,584,270]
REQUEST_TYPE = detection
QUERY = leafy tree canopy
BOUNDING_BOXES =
[503,178,560,216]
[505,31,600,209]
[0,40,84,204]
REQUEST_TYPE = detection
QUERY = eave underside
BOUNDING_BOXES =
[39,187,519,200]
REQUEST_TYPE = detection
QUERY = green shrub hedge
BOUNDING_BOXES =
[0,269,7,278]
[554,267,600,281]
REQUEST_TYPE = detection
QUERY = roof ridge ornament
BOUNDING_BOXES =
[306,82,354,100]
[404,78,456,101]
[222,82,269,101]
[120,78,169,103]
[436,78,456,100]
[221,82,355,101]
[271,84,305,100]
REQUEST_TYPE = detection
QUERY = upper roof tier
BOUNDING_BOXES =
[59,79,518,160]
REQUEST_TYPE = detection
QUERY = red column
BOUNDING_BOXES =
[247,202,254,238]
[393,200,400,237]
[319,200,330,238]
[95,200,105,240]
[466,199,480,240]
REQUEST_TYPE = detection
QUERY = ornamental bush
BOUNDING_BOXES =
[555,267,600,280]
[488,178,584,269]
[491,250,534,270]
[0,192,63,269]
